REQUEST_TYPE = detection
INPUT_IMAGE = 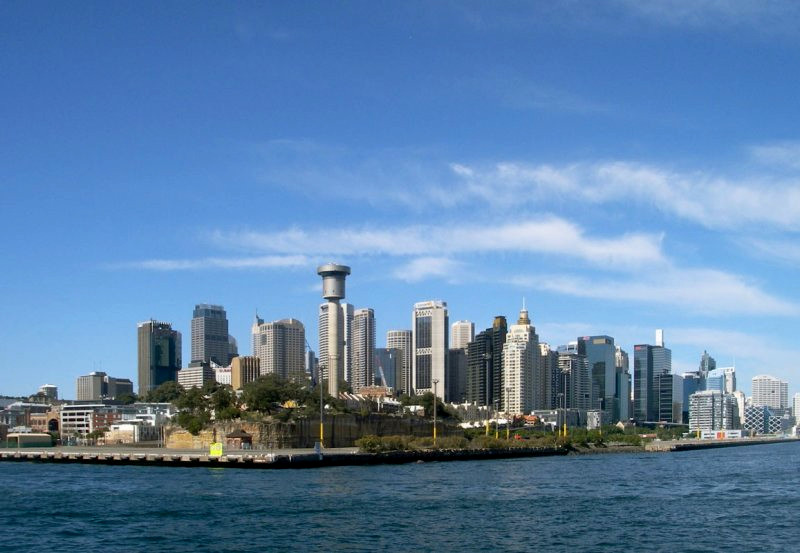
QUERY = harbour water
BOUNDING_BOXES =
[3,441,799,552]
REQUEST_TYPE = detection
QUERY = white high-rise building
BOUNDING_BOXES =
[751,375,788,410]
[451,320,474,350]
[252,318,306,382]
[412,300,449,401]
[351,308,375,393]
[341,302,355,384]
[689,390,739,432]
[502,303,539,415]
[387,329,412,395]
[317,264,350,398]
[794,393,800,421]
[722,366,736,394]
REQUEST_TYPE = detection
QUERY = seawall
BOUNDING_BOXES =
[0,446,566,469]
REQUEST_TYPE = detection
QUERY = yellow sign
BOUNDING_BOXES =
[210,442,223,457]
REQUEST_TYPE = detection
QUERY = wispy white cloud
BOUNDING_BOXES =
[749,141,800,171]
[450,160,800,231]
[112,255,309,271]
[394,257,463,283]
[744,237,800,265]
[614,0,800,33]
[253,139,800,231]
[508,267,799,317]
[211,218,666,270]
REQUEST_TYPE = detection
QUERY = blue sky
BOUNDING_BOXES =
[3,1,800,399]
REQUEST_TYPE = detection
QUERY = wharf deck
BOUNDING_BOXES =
[645,437,797,452]
[0,446,568,469]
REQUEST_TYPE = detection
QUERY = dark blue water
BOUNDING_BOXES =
[3,442,799,552]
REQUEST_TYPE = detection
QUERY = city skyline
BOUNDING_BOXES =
[3,3,800,397]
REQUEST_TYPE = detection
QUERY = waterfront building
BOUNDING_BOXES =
[190,304,233,366]
[340,302,355,384]
[305,350,317,380]
[578,335,617,420]
[412,301,449,400]
[751,375,788,410]
[451,320,475,350]
[744,405,786,435]
[698,350,716,380]
[317,264,351,397]
[615,346,631,421]
[447,348,468,403]
[466,316,506,408]
[76,371,133,401]
[214,364,232,386]
[252,318,306,382]
[633,330,671,422]
[538,343,559,410]
[655,373,683,423]
[688,390,739,432]
[77,372,105,401]
[681,372,703,422]
[375,348,402,390]
[706,370,725,393]
[351,308,375,392]
[177,362,216,389]
[793,393,800,421]
[231,356,260,390]
[733,390,746,427]
[386,330,412,396]
[557,343,591,411]
[137,320,182,396]
[722,367,736,394]
[502,304,538,415]
[38,385,58,400]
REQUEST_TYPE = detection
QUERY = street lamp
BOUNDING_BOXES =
[505,386,510,440]
[432,379,439,445]
[494,400,500,439]
[483,353,491,436]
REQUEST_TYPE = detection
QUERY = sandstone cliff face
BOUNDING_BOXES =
[165,414,461,449]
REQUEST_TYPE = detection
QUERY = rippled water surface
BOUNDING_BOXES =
[3,442,799,552]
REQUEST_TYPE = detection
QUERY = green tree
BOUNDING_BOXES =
[144,380,184,403]
[211,385,240,420]
[116,392,138,405]
[242,375,285,414]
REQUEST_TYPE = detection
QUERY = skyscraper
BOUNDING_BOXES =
[341,302,355,384]
[137,320,182,396]
[502,304,539,415]
[451,320,475,350]
[375,348,402,390]
[387,329,412,395]
[633,330,672,422]
[557,342,591,411]
[447,348,468,403]
[317,264,350,397]
[698,350,716,379]
[722,366,736,394]
[466,316,507,408]
[578,335,617,418]
[538,343,559,410]
[615,346,631,421]
[752,375,788,410]
[412,300,449,401]
[252,318,306,382]
[351,308,375,392]
[231,356,260,390]
[190,304,232,365]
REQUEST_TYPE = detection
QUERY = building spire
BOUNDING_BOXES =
[517,297,530,325]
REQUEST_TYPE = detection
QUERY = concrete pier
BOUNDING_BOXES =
[0,445,566,469]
